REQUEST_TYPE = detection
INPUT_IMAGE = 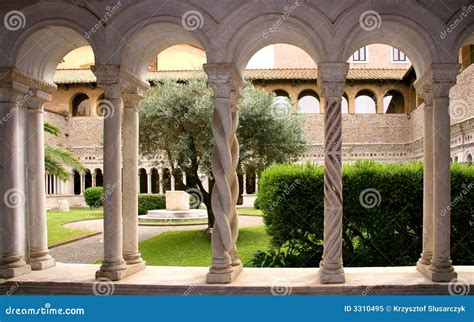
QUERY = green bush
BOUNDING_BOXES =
[84,187,104,208]
[138,194,166,215]
[254,161,473,267]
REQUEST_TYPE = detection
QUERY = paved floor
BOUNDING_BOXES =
[50,216,263,264]
[2,264,472,295]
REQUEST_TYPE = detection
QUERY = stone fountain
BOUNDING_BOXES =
[139,191,207,222]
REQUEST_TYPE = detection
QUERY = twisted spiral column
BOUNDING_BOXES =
[318,63,348,284]
[205,63,243,283]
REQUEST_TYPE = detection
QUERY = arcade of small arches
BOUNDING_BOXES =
[0,1,473,287]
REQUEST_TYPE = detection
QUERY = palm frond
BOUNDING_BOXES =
[44,122,60,136]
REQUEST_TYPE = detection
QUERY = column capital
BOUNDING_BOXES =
[92,65,150,100]
[317,63,349,98]
[204,63,244,99]
[417,64,460,98]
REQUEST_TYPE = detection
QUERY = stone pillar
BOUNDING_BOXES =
[182,172,187,186]
[80,173,86,194]
[376,93,384,114]
[158,168,164,194]
[0,73,31,278]
[348,94,356,114]
[122,90,146,266]
[146,170,152,194]
[204,63,243,283]
[414,78,434,273]
[26,90,55,270]
[92,171,96,187]
[427,64,459,282]
[242,174,247,195]
[318,63,349,284]
[92,65,126,280]
[171,173,175,191]
[255,174,259,193]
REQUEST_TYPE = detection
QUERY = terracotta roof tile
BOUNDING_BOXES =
[53,68,409,84]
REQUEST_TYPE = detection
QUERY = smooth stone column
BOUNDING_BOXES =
[318,63,349,284]
[122,92,144,266]
[428,64,459,282]
[204,63,243,284]
[242,174,247,195]
[26,91,55,270]
[0,81,31,278]
[80,173,86,194]
[171,173,176,191]
[146,170,152,194]
[92,65,126,280]
[92,172,96,187]
[414,81,434,274]
[255,174,259,193]
[158,168,164,194]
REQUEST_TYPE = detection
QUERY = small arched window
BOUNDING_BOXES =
[298,90,320,113]
[384,90,405,114]
[355,90,376,114]
[71,93,90,116]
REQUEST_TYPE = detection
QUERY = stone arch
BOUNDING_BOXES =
[335,13,439,76]
[1,3,104,82]
[224,13,327,72]
[71,93,91,117]
[297,89,321,114]
[106,2,216,79]
[383,89,405,114]
[465,152,473,165]
[355,89,377,114]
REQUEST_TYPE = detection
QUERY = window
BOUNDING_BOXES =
[352,47,368,63]
[392,47,407,62]
[71,93,90,116]
[297,90,320,113]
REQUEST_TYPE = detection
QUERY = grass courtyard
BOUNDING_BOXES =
[139,226,269,267]
[47,208,103,246]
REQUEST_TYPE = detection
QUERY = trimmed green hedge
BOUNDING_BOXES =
[84,187,104,208]
[138,194,166,215]
[253,161,473,267]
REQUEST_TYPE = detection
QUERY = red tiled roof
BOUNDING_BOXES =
[53,68,409,84]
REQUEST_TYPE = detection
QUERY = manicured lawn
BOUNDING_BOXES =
[139,226,269,267]
[47,208,103,246]
[236,208,263,216]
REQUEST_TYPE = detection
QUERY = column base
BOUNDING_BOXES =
[417,261,457,282]
[124,253,144,265]
[206,263,243,284]
[96,261,146,281]
[0,264,31,279]
[30,257,56,270]
[319,261,345,284]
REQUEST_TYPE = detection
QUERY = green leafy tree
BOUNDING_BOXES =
[139,78,307,228]
[44,122,84,180]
